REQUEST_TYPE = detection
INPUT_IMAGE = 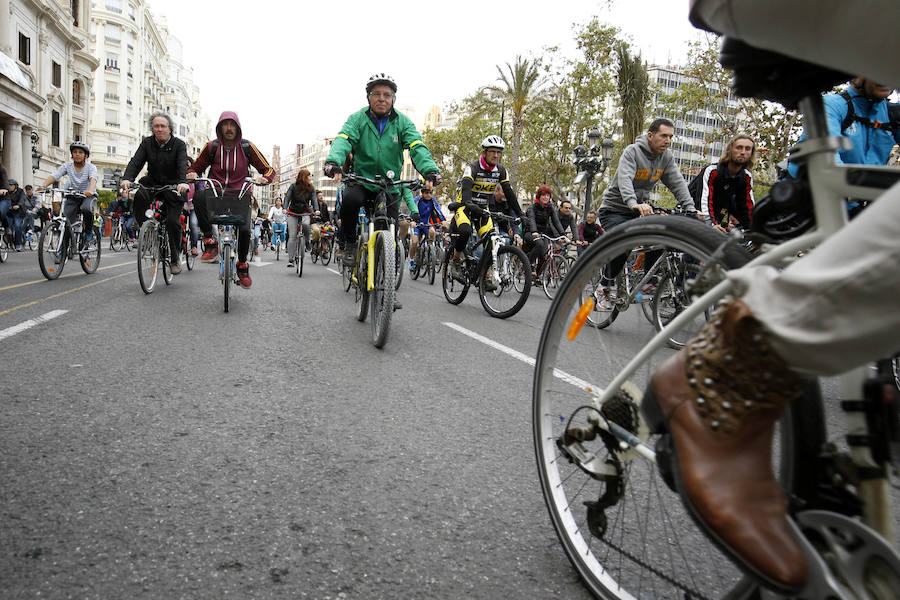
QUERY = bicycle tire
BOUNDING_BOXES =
[297,239,304,277]
[38,223,65,279]
[342,260,352,292]
[110,228,121,252]
[321,238,333,266]
[371,233,395,348]
[80,225,101,274]
[184,239,196,271]
[311,242,319,263]
[532,216,775,599]
[162,232,174,286]
[0,230,9,262]
[479,245,531,319]
[410,244,423,280]
[542,253,570,300]
[652,258,708,350]
[276,239,281,261]
[356,246,369,321]
[137,221,159,293]
[441,251,469,305]
[223,244,232,312]
[427,245,437,285]
[394,237,405,290]
[124,233,133,252]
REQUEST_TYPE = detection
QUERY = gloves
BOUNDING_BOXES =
[410,212,420,224]
[424,172,442,186]
[324,162,342,178]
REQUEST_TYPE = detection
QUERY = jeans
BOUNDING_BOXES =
[286,214,311,260]
[0,197,10,230]
[272,222,286,246]
[13,213,34,246]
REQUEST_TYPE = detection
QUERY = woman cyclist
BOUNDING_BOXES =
[268,198,287,256]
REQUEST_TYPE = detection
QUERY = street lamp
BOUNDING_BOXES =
[30,131,42,175]
[572,128,614,223]
[113,167,123,190]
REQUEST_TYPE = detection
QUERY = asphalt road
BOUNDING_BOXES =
[0,244,594,600]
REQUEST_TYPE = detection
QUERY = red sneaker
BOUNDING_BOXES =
[190,247,199,257]
[201,239,218,263]
[236,261,252,288]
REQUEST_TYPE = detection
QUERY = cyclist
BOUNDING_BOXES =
[251,197,263,257]
[576,210,603,256]
[267,197,287,257]
[409,186,444,271]
[40,141,99,241]
[120,112,190,273]
[489,183,523,246]
[448,134,518,280]
[284,168,318,263]
[186,111,275,288]
[556,199,582,251]
[523,185,567,271]
[6,179,32,251]
[324,73,441,271]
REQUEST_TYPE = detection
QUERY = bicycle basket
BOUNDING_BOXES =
[207,192,250,225]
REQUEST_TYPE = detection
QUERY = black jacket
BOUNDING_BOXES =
[123,135,188,186]
[525,202,563,237]
[284,184,319,215]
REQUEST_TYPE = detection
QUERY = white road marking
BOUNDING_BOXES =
[442,321,593,390]
[0,310,68,342]
[326,268,341,276]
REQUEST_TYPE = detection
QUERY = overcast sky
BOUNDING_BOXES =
[146,0,700,153]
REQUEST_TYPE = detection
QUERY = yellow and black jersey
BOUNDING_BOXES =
[458,158,521,219]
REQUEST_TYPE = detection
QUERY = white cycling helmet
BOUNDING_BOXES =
[481,135,505,151]
[366,73,397,94]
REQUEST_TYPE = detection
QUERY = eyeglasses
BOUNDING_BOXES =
[368,92,394,99]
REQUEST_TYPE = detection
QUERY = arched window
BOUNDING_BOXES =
[72,80,82,105]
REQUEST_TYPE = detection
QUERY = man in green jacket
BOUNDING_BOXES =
[324,73,441,270]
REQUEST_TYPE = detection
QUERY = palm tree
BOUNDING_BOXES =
[616,44,650,146]
[489,55,541,192]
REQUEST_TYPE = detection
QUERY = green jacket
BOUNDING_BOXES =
[326,107,439,204]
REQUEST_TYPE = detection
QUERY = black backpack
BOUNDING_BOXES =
[839,90,900,135]
[687,162,717,211]
[208,138,252,160]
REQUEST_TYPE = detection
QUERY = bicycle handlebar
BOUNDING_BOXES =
[343,173,422,192]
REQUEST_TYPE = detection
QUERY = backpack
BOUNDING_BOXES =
[686,162,717,211]
[839,90,900,135]
[208,138,252,160]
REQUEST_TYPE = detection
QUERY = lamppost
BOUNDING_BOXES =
[30,131,42,176]
[572,127,614,223]
[113,167,123,190]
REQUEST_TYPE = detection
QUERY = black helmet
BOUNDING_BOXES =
[7,178,18,187]
[366,73,397,94]
[69,140,90,157]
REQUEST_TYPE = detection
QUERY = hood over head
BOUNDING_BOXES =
[215,111,243,144]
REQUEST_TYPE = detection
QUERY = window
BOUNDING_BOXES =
[105,0,122,13]
[73,124,83,142]
[107,139,117,155]
[18,33,30,65]
[52,62,62,87]
[105,109,119,127]
[52,111,60,147]
[72,80,82,104]
[71,0,80,26]
[105,23,121,43]
[105,57,119,72]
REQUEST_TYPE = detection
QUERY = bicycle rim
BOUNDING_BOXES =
[533,217,767,599]
[137,222,159,293]
[652,259,708,350]
[322,239,332,265]
[38,225,65,279]
[542,254,569,300]
[441,252,469,305]
[80,226,101,274]
[427,246,437,285]
[185,243,195,271]
[371,233,395,348]
[479,245,531,319]
[110,230,121,251]
[223,244,232,312]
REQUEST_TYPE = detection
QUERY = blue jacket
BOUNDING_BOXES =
[789,86,900,177]
[416,196,444,225]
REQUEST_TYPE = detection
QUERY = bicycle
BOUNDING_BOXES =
[179,209,196,272]
[108,211,134,252]
[311,221,335,266]
[132,184,181,294]
[286,210,310,277]
[533,233,577,300]
[36,189,101,280]
[531,58,900,599]
[0,222,11,262]
[343,171,420,348]
[409,222,441,284]
[442,210,532,319]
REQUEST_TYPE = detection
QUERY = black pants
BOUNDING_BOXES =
[339,185,399,245]
[524,236,550,265]
[133,188,185,258]
[63,196,94,233]
[193,188,252,262]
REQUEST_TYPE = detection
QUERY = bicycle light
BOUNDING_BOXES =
[145,209,154,219]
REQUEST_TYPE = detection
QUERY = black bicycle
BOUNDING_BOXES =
[37,189,101,280]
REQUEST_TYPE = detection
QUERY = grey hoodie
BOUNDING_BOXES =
[599,135,695,214]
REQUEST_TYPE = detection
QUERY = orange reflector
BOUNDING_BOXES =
[567,298,595,341]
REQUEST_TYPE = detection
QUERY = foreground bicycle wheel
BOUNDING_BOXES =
[137,221,159,293]
[80,225,102,274]
[38,224,66,279]
[371,233,396,348]
[533,216,768,599]
[479,245,531,318]
[223,244,232,312]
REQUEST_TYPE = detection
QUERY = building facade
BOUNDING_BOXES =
[1,0,99,186]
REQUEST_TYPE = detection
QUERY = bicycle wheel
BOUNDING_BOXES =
[542,253,571,300]
[652,257,708,350]
[370,233,396,348]
[533,216,767,599]
[0,230,10,262]
[321,238,333,266]
[297,239,304,277]
[441,252,469,305]
[223,244,232,312]
[410,245,422,280]
[479,245,531,319]
[110,227,121,252]
[342,259,352,292]
[137,221,159,293]
[355,246,369,321]
[124,232,133,252]
[394,237,405,290]
[38,223,65,279]
[427,245,437,285]
[276,239,281,261]
[162,233,174,286]
[311,242,319,263]
[184,239,196,271]
[80,225,101,274]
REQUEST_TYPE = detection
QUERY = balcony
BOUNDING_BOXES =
[104,93,119,101]
[105,121,120,128]
[105,5,123,14]
[104,36,121,45]
[104,65,120,73]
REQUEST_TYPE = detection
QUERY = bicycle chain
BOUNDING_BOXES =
[598,537,715,600]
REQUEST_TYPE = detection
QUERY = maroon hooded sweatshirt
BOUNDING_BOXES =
[188,111,275,190]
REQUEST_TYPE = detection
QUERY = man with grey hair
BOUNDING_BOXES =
[121,112,189,273]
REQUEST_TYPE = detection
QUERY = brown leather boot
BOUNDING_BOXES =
[642,298,809,593]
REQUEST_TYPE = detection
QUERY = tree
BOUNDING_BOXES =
[616,43,650,147]
[488,55,541,194]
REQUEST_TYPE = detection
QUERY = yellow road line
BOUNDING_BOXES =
[0,271,132,317]
[0,260,132,292]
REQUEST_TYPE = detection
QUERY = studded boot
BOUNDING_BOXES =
[642,297,809,593]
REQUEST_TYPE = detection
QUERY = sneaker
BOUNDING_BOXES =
[190,247,199,257]
[254,248,259,256]
[482,277,498,292]
[393,299,403,310]
[170,257,182,274]
[409,259,416,271]
[342,242,357,267]
[287,262,293,268]
[15,245,23,252]
[236,261,252,288]
[449,258,465,282]
[201,239,218,262]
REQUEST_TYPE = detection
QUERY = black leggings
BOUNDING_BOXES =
[193,188,252,262]
[339,185,399,244]
[133,188,185,258]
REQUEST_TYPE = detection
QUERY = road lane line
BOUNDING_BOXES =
[326,268,341,276]
[0,309,68,341]
[0,271,132,317]
[0,260,132,291]
[442,321,593,390]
